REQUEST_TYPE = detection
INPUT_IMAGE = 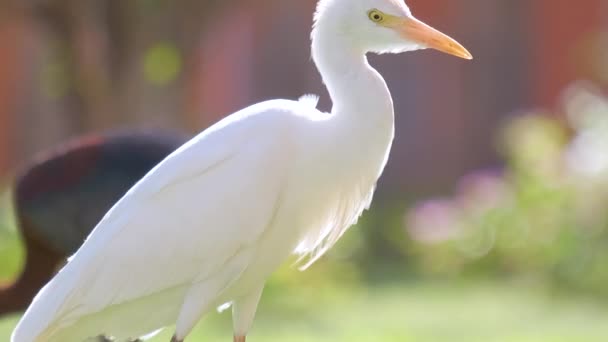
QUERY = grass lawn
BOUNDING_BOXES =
[2,193,608,341]
[2,279,608,342]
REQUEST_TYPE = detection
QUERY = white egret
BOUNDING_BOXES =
[12,0,471,341]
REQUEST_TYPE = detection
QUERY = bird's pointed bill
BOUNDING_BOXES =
[388,16,472,60]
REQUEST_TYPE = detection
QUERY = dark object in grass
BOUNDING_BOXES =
[0,129,188,316]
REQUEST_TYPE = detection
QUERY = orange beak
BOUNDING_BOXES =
[389,16,472,60]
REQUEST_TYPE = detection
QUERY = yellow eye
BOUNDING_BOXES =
[368,9,385,23]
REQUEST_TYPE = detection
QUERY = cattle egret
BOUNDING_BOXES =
[0,130,186,316]
[12,0,471,341]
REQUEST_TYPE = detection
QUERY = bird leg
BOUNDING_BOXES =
[170,335,183,342]
[234,336,246,342]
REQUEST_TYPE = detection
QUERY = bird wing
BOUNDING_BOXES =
[14,103,297,341]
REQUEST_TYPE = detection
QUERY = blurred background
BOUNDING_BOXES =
[1,0,608,341]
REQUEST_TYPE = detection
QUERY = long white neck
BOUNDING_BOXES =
[311,21,395,134]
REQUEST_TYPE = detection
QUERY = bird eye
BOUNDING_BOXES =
[368,9,384,23]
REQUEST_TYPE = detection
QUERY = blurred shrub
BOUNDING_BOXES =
[405,82,608,296]
[0,188,22,281]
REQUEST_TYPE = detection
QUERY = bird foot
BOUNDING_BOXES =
[170,335,183,342]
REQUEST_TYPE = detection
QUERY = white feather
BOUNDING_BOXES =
[13,100,313,341]
[298,94,320,109]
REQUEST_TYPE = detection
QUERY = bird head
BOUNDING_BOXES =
[314,0,472,59]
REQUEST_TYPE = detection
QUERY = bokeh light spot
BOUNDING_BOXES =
[143,42,182,86]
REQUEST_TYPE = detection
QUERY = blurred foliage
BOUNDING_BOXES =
[143,42,182,86]
[0,190,21,281]
[404,82,608,296]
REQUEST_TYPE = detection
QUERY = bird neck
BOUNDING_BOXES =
[312,27,394,129]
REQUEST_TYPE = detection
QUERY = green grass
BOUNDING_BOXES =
[2,191,608,342]
[3,280,608,341]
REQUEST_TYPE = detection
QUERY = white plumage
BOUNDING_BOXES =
[12,0,471,341]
